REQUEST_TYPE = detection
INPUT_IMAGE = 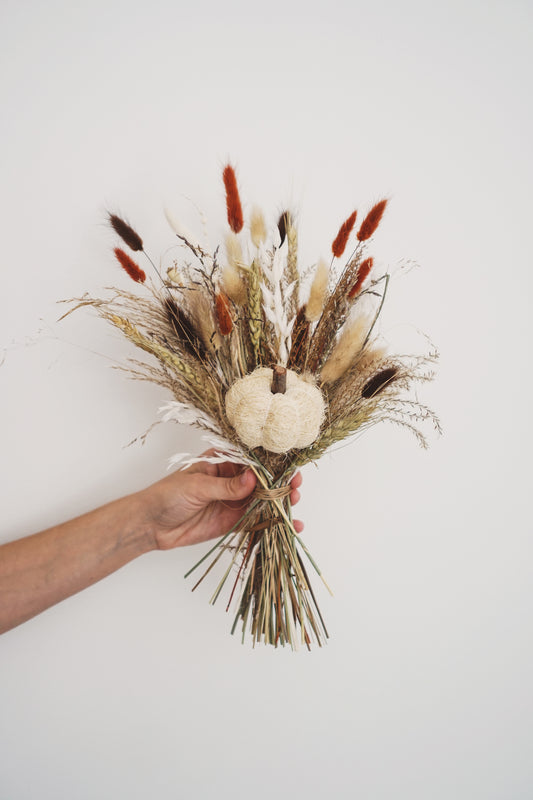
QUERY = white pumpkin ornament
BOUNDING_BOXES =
[225,366,326,454]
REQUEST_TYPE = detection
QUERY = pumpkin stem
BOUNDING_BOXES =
[271,366,287,394]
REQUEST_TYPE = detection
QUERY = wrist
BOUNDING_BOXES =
[110,489,159,556]
[134,485,168,551]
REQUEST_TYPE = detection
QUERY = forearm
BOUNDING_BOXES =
[0,492,156,634]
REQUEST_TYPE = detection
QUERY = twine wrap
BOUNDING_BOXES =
[253,484,292,501]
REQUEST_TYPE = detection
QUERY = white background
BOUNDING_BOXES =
[1,1,532,798]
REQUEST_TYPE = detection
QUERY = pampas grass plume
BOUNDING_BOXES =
[320,313,372,383]
[225,232,244,269]
[223,164,244,233]
[331,210,357,258]
[250,206,267,247]
[114,248,146,283]
[164,208,201,249]
[305,259,329,322]
[222,247,247,304]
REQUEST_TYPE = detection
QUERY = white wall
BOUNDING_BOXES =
[1,1,532,798]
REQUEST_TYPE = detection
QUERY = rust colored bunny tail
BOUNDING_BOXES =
[357,200,388,242]
[348,257,373,298]
[331,211,357,258]
[222,165,244,233]
[113,248,146,283]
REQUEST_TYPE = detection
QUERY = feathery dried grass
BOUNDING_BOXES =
[250,206,267,247]
[305,259,329,323]
[320,313,372,384]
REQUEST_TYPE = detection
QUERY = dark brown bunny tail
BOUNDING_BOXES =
[361,367,398,398]
[357,200,388,242]
[114,248,146,283]
[108,213,144,251]
[331,211,357,258]
[164,296,205,359]
[222,165,244,233]
[277,210,292,247]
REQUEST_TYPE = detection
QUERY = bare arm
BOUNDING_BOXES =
[0,458,303,635]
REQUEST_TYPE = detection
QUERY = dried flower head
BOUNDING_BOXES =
[113,248,146,283]
[348,257,373,298]
[357,200,388,242]
[108,213,143,252]
[331,210,357,258]
[320,313,372,384]
[361,366,398,398]
[215,292,233,335]
[250,206,267,247]
[222,165,244,233]
[305,259,329,322]
[277,210,292,247]
[167,266,181,283]
[164,208,201,250]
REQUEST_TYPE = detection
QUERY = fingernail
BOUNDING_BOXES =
[239,470,249,486]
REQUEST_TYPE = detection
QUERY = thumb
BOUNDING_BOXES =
[192,469,257,504]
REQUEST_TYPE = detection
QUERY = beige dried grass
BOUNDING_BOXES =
[320,313,373,384]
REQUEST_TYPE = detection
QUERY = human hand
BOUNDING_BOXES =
[141,452,304,550]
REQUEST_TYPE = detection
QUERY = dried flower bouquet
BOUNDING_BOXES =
[69,165,439,649]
